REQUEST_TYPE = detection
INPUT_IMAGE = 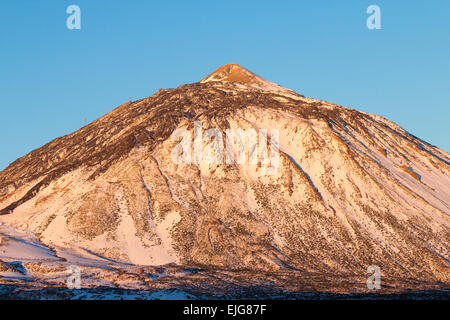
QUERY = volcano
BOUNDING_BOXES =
[0,64,449,298]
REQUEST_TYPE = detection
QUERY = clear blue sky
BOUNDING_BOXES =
[1,0,449,170]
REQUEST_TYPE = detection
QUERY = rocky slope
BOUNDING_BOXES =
[0,63,449,293]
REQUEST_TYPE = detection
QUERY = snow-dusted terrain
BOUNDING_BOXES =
[0,64,449,299]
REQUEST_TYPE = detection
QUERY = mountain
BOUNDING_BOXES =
[0,63,449,297]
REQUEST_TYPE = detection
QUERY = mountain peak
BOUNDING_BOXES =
[200,63,295,94]
[200,63,260,84]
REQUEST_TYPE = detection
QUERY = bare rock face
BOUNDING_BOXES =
[0,64,449,288]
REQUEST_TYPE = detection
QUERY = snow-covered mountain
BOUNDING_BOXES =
[0,63,449,297]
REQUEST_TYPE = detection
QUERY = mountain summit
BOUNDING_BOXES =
[201,63,266,85]
[0,64,449,296]
[201,63,298,95]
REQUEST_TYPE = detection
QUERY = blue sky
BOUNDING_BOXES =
[0,0,449,170]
